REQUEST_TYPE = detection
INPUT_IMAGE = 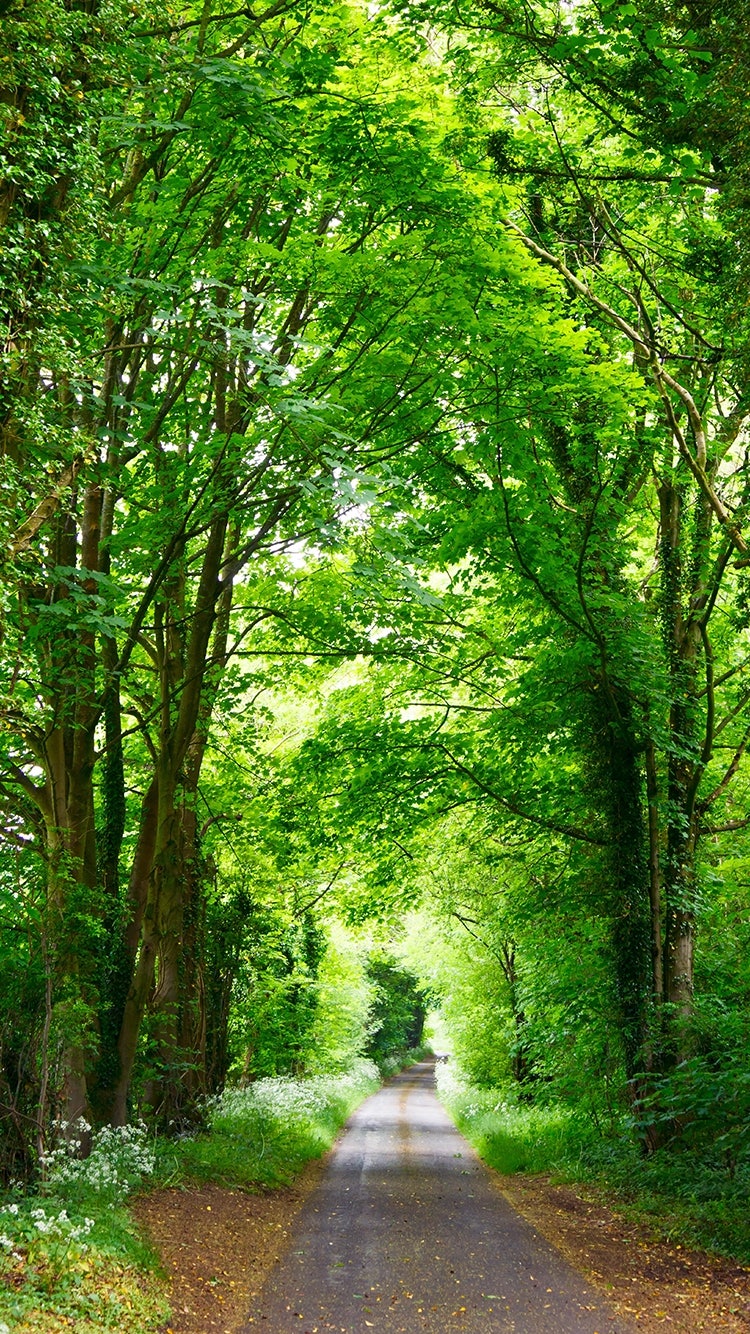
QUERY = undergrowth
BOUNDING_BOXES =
[158,1057,381,1188]
[436,1063,750,1264]
[0,1121,168,1334]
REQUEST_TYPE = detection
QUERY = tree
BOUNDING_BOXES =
[1,0,526,1137]
[3,0,750,1173]
[374,0,750,1073]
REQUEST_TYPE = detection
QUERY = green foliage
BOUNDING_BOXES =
[0,1210,167,1334]
[0,860,46,1182]
[364,957,426,1063]
[437,1063,584,1175]
[402,912,517,1088]
[305,928,375,1073]
[230,915,327,1082]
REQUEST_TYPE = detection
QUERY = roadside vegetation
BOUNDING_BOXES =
[0,931,426,1331]
[0,1119,166,1333]
[160,1060,382,1191]
[437,1060,750,1265]
[2,1067,387,1332]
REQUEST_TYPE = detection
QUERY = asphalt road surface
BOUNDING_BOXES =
[240,1061,634,1334]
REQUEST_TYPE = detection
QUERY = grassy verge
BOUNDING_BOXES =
[0,1059,381,1332]
[156,1057,381,1189]
[436,1063,750,1264]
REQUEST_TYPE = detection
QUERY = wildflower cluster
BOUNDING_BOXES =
[0,1200,95,1285]
[434,1060,470,1107]
[164,1059,381,1191]
[44,1119,155,1203]
[214,1058,379,1130]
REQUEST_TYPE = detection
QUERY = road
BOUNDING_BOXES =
[240,1061,634,1334]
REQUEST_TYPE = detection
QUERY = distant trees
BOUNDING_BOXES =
[365,958,426,1063]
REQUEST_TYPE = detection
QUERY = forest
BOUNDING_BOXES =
[2,0,750,1324]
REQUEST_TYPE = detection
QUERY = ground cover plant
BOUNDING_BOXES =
[0,1122,167,1333]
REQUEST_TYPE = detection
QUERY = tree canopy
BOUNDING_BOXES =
[2,0,750,1192]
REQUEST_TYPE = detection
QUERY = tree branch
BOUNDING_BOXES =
[502,221,748,555]
[433,743,608,846]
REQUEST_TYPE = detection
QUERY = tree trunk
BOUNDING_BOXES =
[500,943,532,1087]
[43,733,98,1139]
[657,477,709,1034]
[588,688,653,1082]
[108,515,231,1123]
[644,735,663,1003]
[144,531,235,1123]
[35,484,104,1139]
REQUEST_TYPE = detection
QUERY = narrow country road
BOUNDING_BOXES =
[240,1061,635,1334]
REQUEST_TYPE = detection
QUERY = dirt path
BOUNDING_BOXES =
[133,1163,326,1334]
[500,1174,750,1332]
[136,1063,750,1334]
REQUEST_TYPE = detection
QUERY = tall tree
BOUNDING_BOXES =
[1,0,523,1132]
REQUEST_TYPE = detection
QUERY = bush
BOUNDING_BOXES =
[377,1044,432,1079]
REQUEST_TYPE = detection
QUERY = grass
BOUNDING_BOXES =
[438,1080,580,1175]
[0,1188,170,1334]
[581,1137,750,1262]
[436,1063,750,1265]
